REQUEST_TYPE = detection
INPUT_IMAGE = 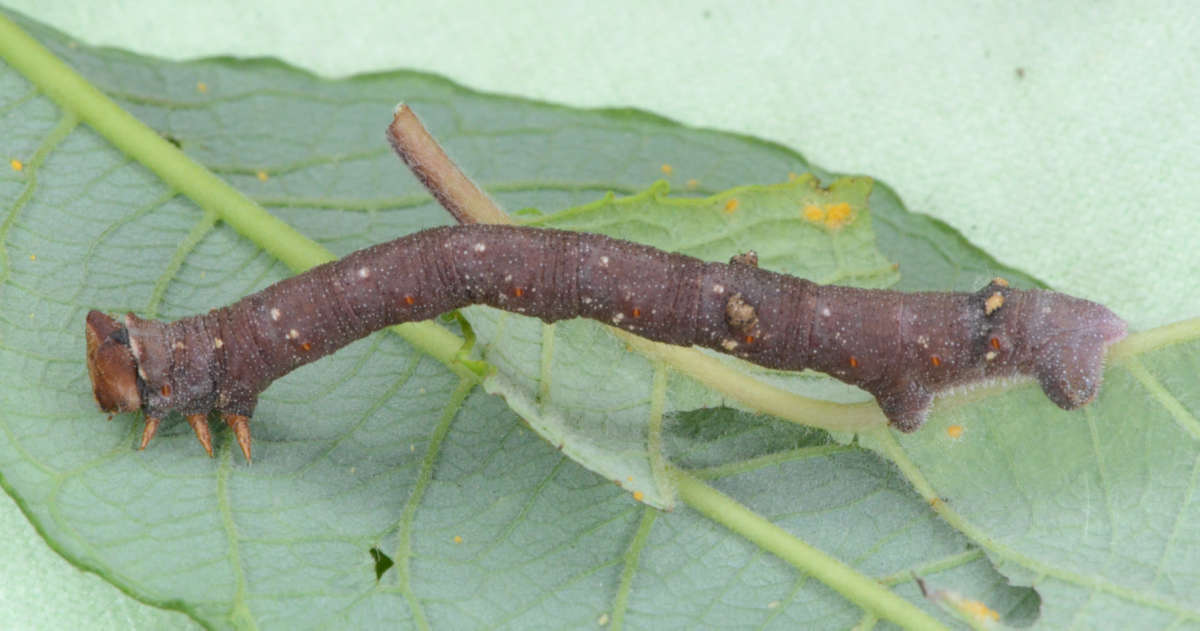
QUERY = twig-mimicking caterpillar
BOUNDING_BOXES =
[86,223,1127,461]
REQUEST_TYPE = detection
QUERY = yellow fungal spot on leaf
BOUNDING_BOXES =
[29,254,36,261]
[10,159,23,172]
[685,178,699,190]
[946,424,964,439]
[660,163,673,175]
[803,204,825,222]
[256,170,269,181]
[787,171,799,181]
[453,535,463,544]
[958,599,1000,622]
[724,198,740,213]
[196,81,208,93]
[633,491,645,502]
[824,202,853,228]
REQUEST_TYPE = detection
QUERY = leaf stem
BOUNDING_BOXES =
[671,466,948,631]
[0,14,473,379]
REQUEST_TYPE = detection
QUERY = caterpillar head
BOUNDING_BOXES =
[85,310,142,414]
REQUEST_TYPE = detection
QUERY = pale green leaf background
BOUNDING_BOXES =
[0,2,1197,630]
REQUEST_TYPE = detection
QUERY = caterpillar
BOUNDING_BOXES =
[86,223,1127,461]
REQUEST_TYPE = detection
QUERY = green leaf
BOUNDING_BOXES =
[2,10,1197,631]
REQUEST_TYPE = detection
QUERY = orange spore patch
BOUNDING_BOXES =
[453,535,463,544]
[256,170,269,181]
[724,198,740,213]
[196,81,208,93]
[632,491,645,502]
[946,424,965,439]
[10,159,23,172]
[660,163,673,175]
[824,202,853,228]
[803,204,825,222]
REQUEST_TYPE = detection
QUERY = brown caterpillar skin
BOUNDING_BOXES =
[86,224,1126,457]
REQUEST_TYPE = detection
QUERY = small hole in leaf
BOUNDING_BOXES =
[369,547,394,581]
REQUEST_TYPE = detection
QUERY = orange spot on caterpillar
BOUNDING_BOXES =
[849,356,859,368]
[660,163,673,175]
[744,335,755,344]
[824,202,853,228]
[803,204,825,222]
[9,158,22,172]
[632,308,641,318]
[196,81,208,93]
[632,491,645,502]
[256,170,269,181]
[990,337,1001,350]
[453,535,463,544]
[930,355,942,367]
[404,295,415,305]
[161,384,171,396]
[300,342,311,351]
[724,198,740,213]
[513,287,524,297]
[946,424,965,439]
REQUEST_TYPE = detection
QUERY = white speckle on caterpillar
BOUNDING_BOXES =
[600,255,610,267]
[985,351,998,361]
[721,339,738,351]
[287,329,299,340]
[213,337,224,349]
[712,284,725,294]
[612,312,625,324]
[357,267,370,279]
[917,335,929,348]
[174,341,185,350]
[473,242,486,253]
[270,307,281,321]
[821,307,832,317]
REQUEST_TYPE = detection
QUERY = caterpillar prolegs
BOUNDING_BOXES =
[86,222,1127,461]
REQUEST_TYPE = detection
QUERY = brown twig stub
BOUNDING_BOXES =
[386,104,511,226]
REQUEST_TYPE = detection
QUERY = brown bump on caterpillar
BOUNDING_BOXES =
[223,413,253,463]
[139,416,161,450]
[724,293,759,335]
[186,414,214,457]
[984,292,1004,315]
[84,310,141,413]
[729,251,758,267]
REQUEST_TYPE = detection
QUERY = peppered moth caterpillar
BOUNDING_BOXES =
[85,109,1126,461]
